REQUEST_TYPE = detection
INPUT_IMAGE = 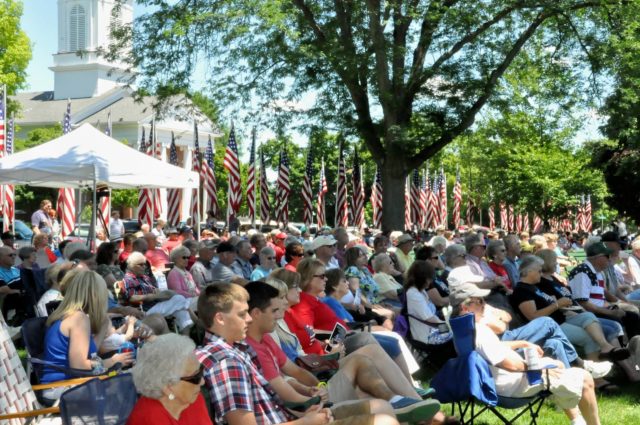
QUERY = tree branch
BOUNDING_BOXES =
[408,12,549,169]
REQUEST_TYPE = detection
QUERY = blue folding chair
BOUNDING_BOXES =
[432,313,552,425]
[59,373,138,425]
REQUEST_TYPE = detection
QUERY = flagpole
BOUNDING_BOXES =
[151,117,156,224]
[1,85,5,233]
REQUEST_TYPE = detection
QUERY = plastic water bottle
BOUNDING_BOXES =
[118,341,136,360]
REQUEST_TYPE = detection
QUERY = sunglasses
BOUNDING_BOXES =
[180,364,205,385]
[266,256,276,260]
[292,253,305,257]
[313,273,327,279]
[181,256,190,260]
[5,253,16,257]
[429,256,439,260]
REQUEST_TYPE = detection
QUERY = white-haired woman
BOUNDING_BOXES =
[122,252,194,335]
[372,253,403,307]
[250,246,276,280]
[127,334,212,424]
[167,246,200,309]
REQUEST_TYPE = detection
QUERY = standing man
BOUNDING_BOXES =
[31,200,53,236]
[109,210,125,244]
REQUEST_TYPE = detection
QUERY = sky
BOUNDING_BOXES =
[19,0,603,146]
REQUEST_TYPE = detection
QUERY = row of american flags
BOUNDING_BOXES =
[0,89,594,235]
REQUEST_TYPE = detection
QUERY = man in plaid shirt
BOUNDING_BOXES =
[195,283,335,425]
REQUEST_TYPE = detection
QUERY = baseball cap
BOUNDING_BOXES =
[446,265,484,289]
[180,226,193,234]
[449,283,491,307]
[585,242,614,258]
[600,232,623,246]
[312,235,337,251]
[167,227,179,234]
[396,234,414,245]
[275,232,288,240]
[201,239,220,250]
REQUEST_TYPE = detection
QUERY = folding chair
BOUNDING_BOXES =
[58,374,137,425]
[431,313,552,425]
[0,312,104,425]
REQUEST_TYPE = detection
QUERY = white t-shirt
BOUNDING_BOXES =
[36,289,63,317]
[406,287,451,345]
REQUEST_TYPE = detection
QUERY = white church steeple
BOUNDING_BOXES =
[50,0,133,100]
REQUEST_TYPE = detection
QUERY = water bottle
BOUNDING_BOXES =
[118,341,136,360]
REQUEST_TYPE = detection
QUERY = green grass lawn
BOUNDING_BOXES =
[428,380,640,424]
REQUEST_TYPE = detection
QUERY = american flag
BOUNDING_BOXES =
[404,176,412,231]
[202,136,218,219]
[466,199,474,227]
[508,205,515,232]
[224,124,241,221]
[58,100,76,238]
[419,171,428,229]
[246,129,257,223]
[166,133,182,227]
[259,149,270,224]
[452,169,462,229]
[0,101,15,232]
[105,111,112,136]
[438,167,447,228]
[488,203,495,230]
[137,125,152,228]
[302,148,314,227]
[500,202,508,230]
[351,149,365,229]
[524,212,530,232]
[429,173,439,228]
[424,171,434,229]
[410,169,421,229]
[99,190,110,234]
[317,158,328,228]
[576,195,585,232]
[275,146,291,225]
[533,214,543,234]
[584,195,592,232]
[335,143,348,227]
[191,122,201,227]
[370,166,382,229]
[516,212,523,233]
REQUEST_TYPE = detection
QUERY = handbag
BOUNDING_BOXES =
[295,353,340,375]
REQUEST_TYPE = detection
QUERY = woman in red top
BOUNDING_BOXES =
[487,240,512,290]
[283,242,305,272]
[127,334,212,425]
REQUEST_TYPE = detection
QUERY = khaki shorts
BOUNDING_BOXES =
[328,369,358,402]
[332,400,374,425]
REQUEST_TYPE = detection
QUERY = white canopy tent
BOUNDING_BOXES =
[0,123,199,241]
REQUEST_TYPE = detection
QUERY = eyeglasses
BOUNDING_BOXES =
[429,256,439,260]
[4,253,16,257]
[313,273,327,279]
[465,298,485,306]
[180,364,205,385]
[266,256,276,260]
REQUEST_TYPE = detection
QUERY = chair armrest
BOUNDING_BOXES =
[0,406,60,420]
[30,358,96,378]
[346,321,373,332]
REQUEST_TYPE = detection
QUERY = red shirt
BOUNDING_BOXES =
[284,263,297,273]
[245,334,288,381]
[162,239,181,254]
[488,261,512,289]
[290,292,349,332]
[283,310,324,355]
[145,249,170,270]
[126,394,212,425]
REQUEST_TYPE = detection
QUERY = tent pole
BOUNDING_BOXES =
[89,167,97,249]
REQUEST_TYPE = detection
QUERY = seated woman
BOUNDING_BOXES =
[415,246,449,311]
[121,252,194,335]
[343,246,395,328]
[404,260,457,368]
[167,246,200,309]
[535,250,630,362]
[371,253,404,308]
[486,240,513,291]
[286,260,415,383]
[127,334,212,425]
[42,270,134,398]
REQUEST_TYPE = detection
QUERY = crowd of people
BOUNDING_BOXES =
[2,199,640,425]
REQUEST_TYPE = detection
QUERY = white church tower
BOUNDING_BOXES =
[50,0,133,100]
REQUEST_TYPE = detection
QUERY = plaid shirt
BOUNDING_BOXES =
[120,271,157,305]
[195,332,290,425]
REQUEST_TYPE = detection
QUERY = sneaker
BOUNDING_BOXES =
[391,397,440,423]
[583,360,613,379]
[414,386,436,399]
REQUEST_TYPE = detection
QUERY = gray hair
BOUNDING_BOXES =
[170,245,191,263]
[126,251,146,269]
[182,239,199,252]
[503,234,520,251]
[519,255,544,277]
[464,233,483,253]
[263,277,288,297]
[444,244,466,266]
[260,246,275,257]
[486,240,505,260]
[372,253,391,273]
[131,334,196,399]
[430,236,447,250]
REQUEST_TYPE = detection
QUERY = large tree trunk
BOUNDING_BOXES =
[380,155,408,232]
